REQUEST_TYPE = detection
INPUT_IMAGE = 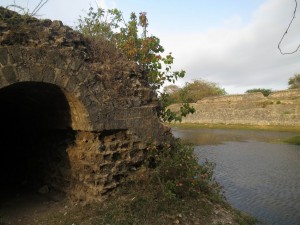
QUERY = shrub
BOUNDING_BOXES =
[164,79,226,104]
[148,140,222,201]
[288,74,300,89]
[245,88,272,97]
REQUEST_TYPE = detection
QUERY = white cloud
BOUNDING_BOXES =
[97,0,107,9]
[159,0,300,94]
[97,0,117,9]
[221,15,243,28]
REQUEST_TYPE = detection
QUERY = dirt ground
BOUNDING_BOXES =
[0,188,251,225]
[0,187,69,225]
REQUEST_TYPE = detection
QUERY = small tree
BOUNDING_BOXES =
[77,7,194,122]
[288,74,300,89]
[179,80,226,103]
[245,88,272,97]
[164,80,226,104]
[77,8,186,89]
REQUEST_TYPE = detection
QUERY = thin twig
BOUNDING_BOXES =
[31,0,48,16]
[6,4,25,13]
[6,0,48,17]
[278,0,300,55]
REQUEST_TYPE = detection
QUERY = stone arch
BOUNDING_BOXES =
[0,7,168,205]
[0,81,94,200]
[0,64,93,131]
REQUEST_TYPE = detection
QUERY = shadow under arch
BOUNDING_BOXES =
[0,81,91,213]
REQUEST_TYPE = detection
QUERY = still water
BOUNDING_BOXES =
[172,127,300,225]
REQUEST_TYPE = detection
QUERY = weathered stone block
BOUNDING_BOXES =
[0,47,8,65]
[1,65,16,82]
[0,7,167,203]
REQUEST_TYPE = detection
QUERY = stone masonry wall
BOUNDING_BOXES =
[169,90,300,126]
[0,7,169,202]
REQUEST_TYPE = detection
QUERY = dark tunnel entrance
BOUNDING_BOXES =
[0,82,77,213]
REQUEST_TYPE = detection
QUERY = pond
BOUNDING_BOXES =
[172,127,300,225]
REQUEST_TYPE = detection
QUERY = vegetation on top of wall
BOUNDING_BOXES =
[77,7,183,90]
[4,0,48,17]
[245,88,272,96]
[77,6,195,122]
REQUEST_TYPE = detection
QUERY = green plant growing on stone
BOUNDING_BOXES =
[5,0,48,16]
[77,6,195,122]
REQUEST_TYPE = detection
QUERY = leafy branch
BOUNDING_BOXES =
[77,7,195,122]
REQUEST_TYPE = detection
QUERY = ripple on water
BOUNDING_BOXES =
[174,128,300,225]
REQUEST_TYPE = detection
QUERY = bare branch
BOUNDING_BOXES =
[31,0,48,16]
[6,4,25,12]
[278,0,300,55]
[6,0,48,17]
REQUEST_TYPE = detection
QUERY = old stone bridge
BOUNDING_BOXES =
[0,7,167,201]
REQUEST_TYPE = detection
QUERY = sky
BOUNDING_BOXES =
[1,0,300,94]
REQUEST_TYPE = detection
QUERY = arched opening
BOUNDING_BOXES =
[0,82,88,219]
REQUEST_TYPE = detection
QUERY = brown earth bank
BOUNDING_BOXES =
[169,89,300,127]
[0,166,256,225]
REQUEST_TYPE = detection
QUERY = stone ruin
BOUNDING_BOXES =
[0,7,168,202]
[169,90,300,127]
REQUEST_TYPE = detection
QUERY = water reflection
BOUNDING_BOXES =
[172,127,297,145]
[172,127,300,225]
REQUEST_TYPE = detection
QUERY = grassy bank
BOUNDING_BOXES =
[283,136,300,145]
[169,122,300,132]
[24,141,257,225]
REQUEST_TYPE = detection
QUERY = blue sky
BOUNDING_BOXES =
[1,0,300,93]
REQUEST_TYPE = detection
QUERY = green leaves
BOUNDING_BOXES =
[77,6,194,122]
[77,6,123,39]
[150,141,220,199]
[163,79,226,104]
[159,93,195,122]
[288,74,300,89]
